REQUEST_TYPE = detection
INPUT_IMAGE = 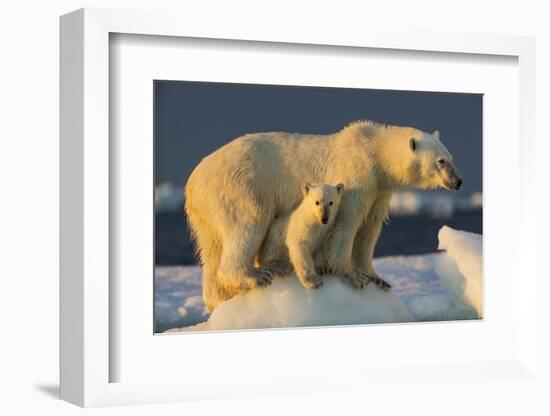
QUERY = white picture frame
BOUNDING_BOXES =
[60,7,538,408]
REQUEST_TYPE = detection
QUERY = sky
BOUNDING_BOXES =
[154,81,482,195]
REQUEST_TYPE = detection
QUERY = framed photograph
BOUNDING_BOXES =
[154,80,482,334]
[60,8,538,407]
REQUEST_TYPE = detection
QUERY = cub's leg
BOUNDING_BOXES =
[287,242,324,289]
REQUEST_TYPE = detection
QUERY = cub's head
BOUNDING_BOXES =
[301,183,344,225]
[408,130,463,191]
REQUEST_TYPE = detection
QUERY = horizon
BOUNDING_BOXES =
[154,81,483,196]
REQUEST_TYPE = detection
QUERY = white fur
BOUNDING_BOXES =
[257,183,343,289]
[185,120,460,311]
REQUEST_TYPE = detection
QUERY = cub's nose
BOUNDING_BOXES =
[455,178,463,190]
[321,217,329,224]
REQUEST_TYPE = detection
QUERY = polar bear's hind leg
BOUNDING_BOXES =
[216,222,275,294]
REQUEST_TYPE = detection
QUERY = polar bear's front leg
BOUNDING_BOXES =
[353,222,391,291]
[325,198,369,289]
[352,193,393,291]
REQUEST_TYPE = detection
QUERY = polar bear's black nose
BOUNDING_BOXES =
[456,178,463,190]
[322,217,329,224]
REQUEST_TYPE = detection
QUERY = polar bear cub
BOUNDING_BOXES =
[258,183,344,289]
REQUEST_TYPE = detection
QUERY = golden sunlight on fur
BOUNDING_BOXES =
[185,120,461,311]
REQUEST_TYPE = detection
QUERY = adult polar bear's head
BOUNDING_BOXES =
[348,121,463,191]
[408,130,463,191]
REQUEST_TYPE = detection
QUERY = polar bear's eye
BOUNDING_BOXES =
[329,201,333,206]
[315,201,320,205]
[438,159,445,165]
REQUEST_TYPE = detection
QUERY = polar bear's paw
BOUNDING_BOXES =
[338,270,369,290]
[264,261,292,278]
[243,267,274,289]
[299,274,324,289]
[316,265,332,276]
[365,274,392,291]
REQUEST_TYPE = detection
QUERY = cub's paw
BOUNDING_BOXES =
[300,274,324,289]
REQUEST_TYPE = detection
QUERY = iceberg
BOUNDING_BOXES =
[158,226,483,332]
[437,226,483,317]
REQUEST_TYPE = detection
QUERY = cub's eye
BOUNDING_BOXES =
[438,159,445,165]
[315,201,320,206]
[329,201,333,206]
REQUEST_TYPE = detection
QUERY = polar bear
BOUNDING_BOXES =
[185,120,462,311]
[257,182,344,290]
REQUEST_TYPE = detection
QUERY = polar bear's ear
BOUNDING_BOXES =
[302,182,312,196]
[335,183,344,194]
[433,130,440,141]
[409,137,417,153]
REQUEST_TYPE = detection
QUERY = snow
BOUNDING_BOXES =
[155,182,185,213]
[156,226,482,332]
[437,226,483,317]
[388,191,422,215]
[173,277,414,332]
[388,191,482,218]
[154,266,209,332]
[373,254,477,322]
[469,192,483,209]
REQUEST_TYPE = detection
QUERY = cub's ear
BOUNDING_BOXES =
[302,182,312,196]
[409,137,417,153]
[433,130,440,141]
[335,183,344,194]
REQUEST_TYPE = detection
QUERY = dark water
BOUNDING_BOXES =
[375,209,482,257]
[155,209,482,266]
